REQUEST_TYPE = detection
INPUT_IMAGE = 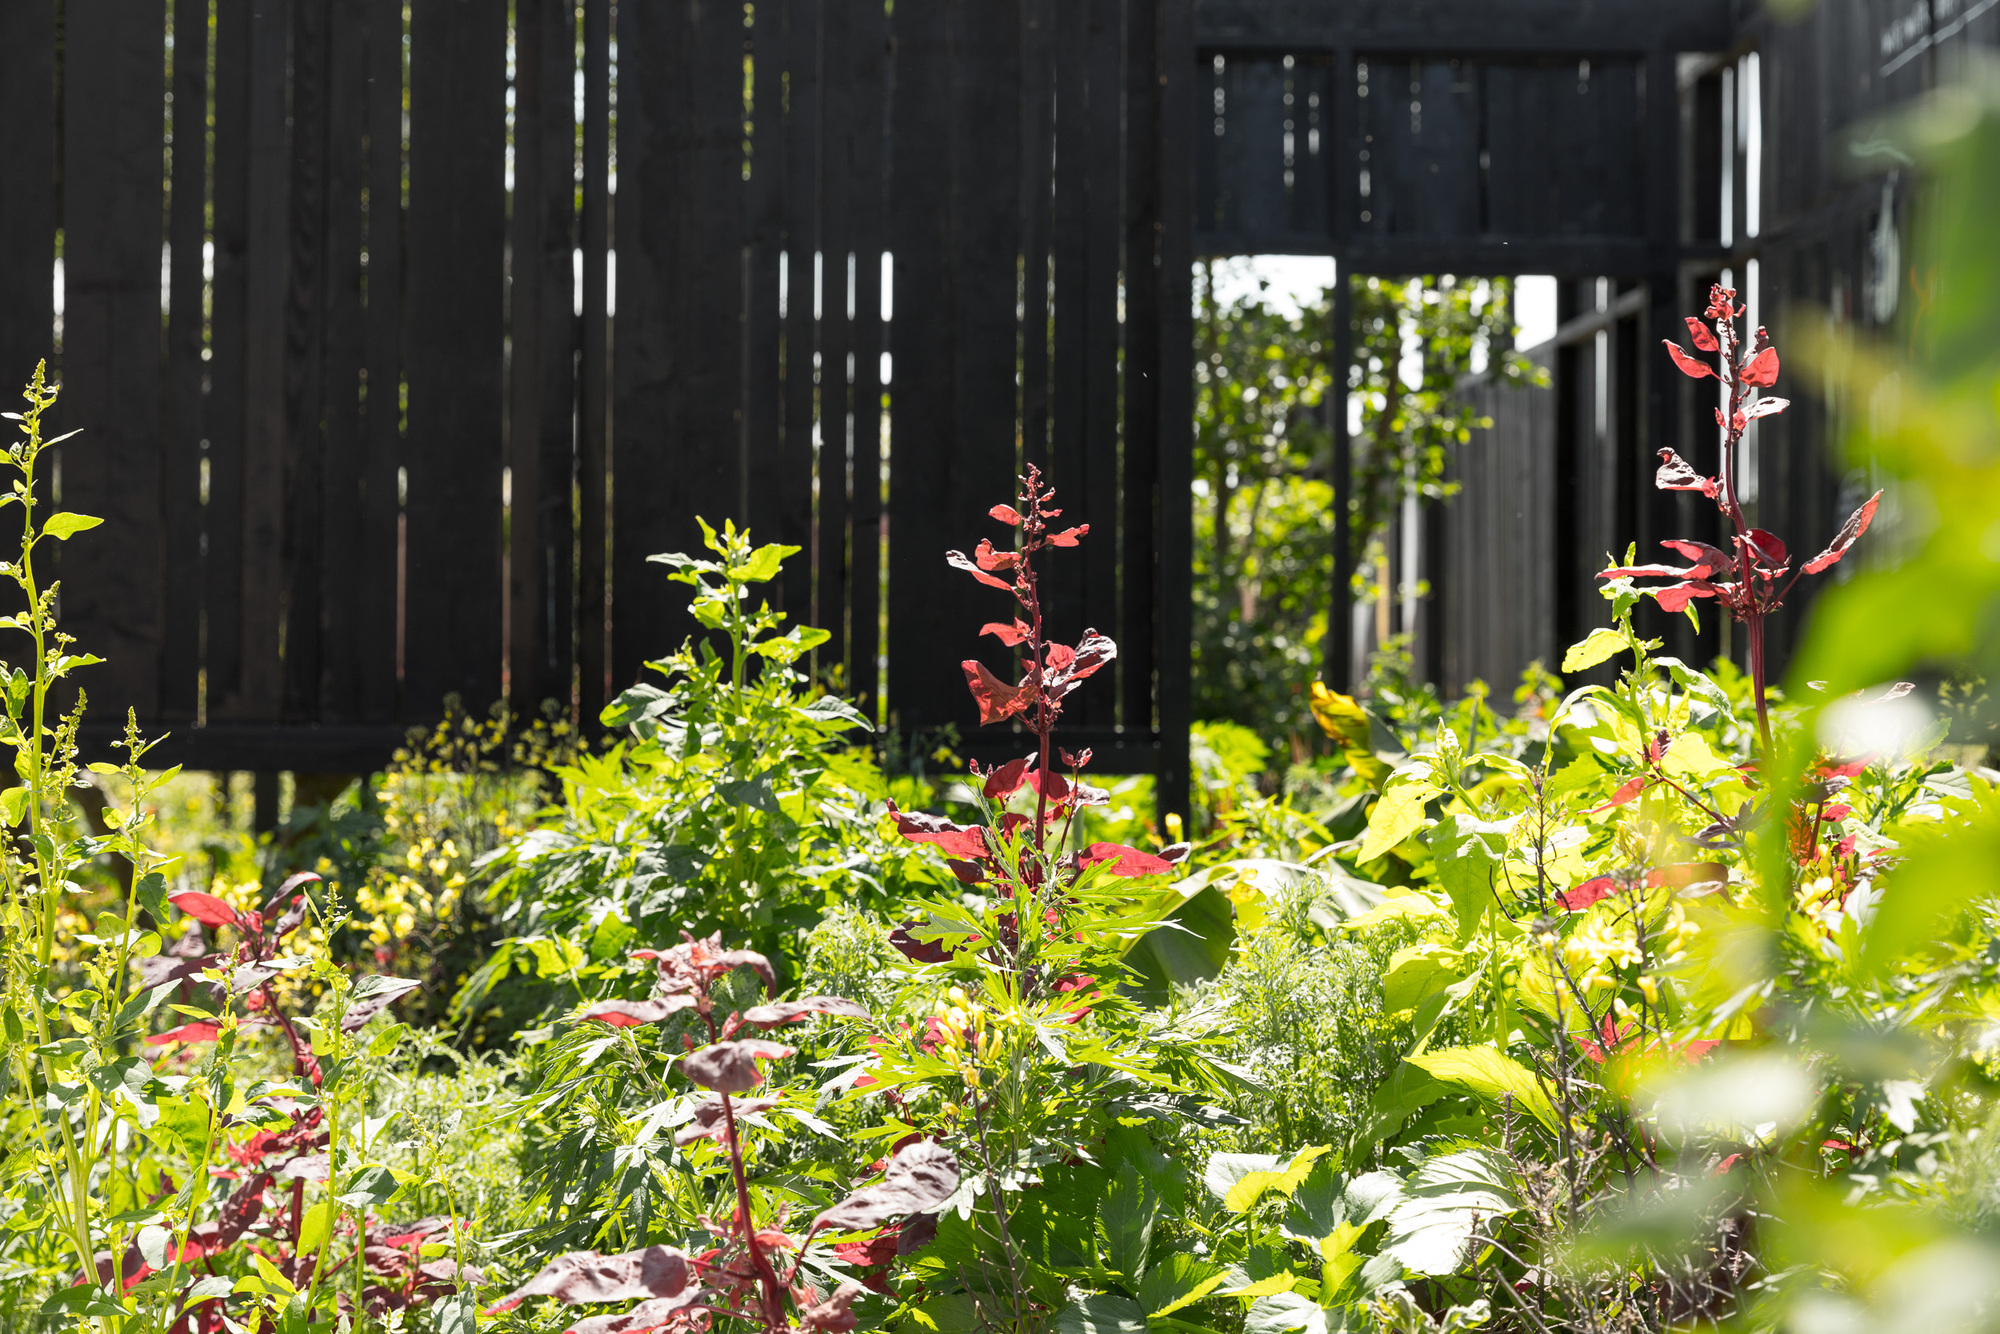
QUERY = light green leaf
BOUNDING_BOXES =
[41,512,103,541]
[1561,628,1628,673]
[0,785,26,828]
[296,1198,334,1255]
[1431,814,1513,941]
[1380,1148,1521,1277]
[1244,1291,1329,1334]
[1660,732,1737,781]
[1406,1046,1558,1132]
[729,542,798,583]
[1056,1294,1148,1334]
[1356,771,1443,863]
[1223,1144,1332,1214]
[1140,1253,1228,1318]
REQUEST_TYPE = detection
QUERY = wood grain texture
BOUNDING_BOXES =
[162,0,208,720]
[358,0,404,722]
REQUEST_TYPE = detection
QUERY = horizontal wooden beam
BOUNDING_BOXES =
[1196,232,1667,278]
[1195,0,1735,54]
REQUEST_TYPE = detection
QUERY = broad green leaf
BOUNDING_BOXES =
[1100,1160,1158,1281]
[1356,771,1443,863]
[729,542,798,583]
[41,511,103,541]
[1123,883,1235,1005]
[1244,1292,1329,1334]
[0,785,26,828]
[432,1291,478,1334]
[1056,1294,1148,1334]
[296,1198,335,1254]
[1223,1144,1332,1214]
[1203,1152,1281,1205]
[1380,1148,1521,1277]
[1431,813,1513,941]
[1140,1253,1228,1319]
[1405,1046,1557,1132]
[1561,627,1628,672]
[1660,732,1736,781]
[1381,945,1465,1013]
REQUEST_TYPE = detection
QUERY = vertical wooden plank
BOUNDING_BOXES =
[577,0,610,722]
[509,0,578,713]
[0,1,55,422]
[358,0,404,721]
[1072,0,1120,729]
[206,0,251,713]
[818,0,853,673]
[61,0,166,717]
[318,0,368,721]
[612,0,745,686]
[232,0,291,720]
[1326,276,1354,690]
[847,0,887,718]
[743,0,786,549]
[282,0,329,721]
[404,0,506,716]
[1120,0,1158,735]
[162,0,209,720]
[1154,0,1193,816]
[1019,0,1055,480]
[1044,0,1088,648]
[779,0,819,629]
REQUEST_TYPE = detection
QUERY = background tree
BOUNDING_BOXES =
[1193,265,1546,746]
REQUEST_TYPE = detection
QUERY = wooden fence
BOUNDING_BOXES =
[0,0,1194,806]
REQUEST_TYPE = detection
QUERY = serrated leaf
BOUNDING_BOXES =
[1222,1144,1332,1214]
[1056,1294,1148,1334]
[1405,1047,1556,1132]
[1380,1148,1521,1277]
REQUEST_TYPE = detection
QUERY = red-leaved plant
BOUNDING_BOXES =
[490,934,958,1333]
[1605,283,1883,746]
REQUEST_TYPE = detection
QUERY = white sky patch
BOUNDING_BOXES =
[1513,275,1559,349]
[1203,255,1337,318]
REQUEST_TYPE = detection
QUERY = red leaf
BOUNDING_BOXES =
[144,1022,222,1045]
[1681,1039,1722,1062]
[979,620,1031,646]
[1651,582,1717,614]
[885,801,990,859]
[683,1038,796,1094]
[944,550,1013,592]
[1802,490,1882,574]
[170,891,242,929]
[485,1245,693,1315]
[971,538,1017,572]
[1824,756,1872,779]
[943,858,987,884]
[1821,804,1852,822]
[1558,876,1618,912]
[581,996,699,1028]
[1743,529,1789,567]
[961,660,1034,725]
[812,1140,961,1233]
[1589,775,1648,814]
[1660,540,1735,578]
[740,995,871,1028]
[1743,395,1789,421]
[1048,525,1089,546]
[1026,767,1071,804]
[1654,449,1718,497]
[1683,316,1719,352]
[1080,842,1173,877]
[988,504,1022,525]
[982,756,1034,799]
[1740,346,1780,387]
[1662,340,1715,379]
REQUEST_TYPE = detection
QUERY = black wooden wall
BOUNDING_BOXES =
[0,0,1193,804]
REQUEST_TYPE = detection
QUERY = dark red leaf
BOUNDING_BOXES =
[144,1022,222,1045]
[1683,317,1719,352]
[170,891,242,929]
[979,620,1031,646]
[683,1039,795,1094]
[1652,581,1718,613]
[943,858,987,884]
[582,995,700,1028]
[1739,346,1780,387]
[971,539,1017,572]
[1821,804,1853,822]
[1080,842,1174,877]
[982,756,1034,799]
[885,801,989,859]
[988,504,1022,526]
[1589,775,1648,814]
[341,976,422,1032]
[799,1281,868,1332]
[813,1140,961,1233]
[1026,767,1072,804]
[740,995,871,1028]
[1653,449,1718,497]
[961,659,1035,725]
[1159,842,1193,865]
[1743,529,1789,568]
[1659,540,1735,578]
[944,550,1013,592]
[1662,340,1715,380]
[564,1291,707,1334]
[1802,490,1882,574]
[485,1245,693,1315]
[888,923,953,964]
[672,1095,778,1147]
[1048,525,1089,547]
[1558,876,1618,912]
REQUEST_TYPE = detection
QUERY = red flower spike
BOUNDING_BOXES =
[979,620,1031,646]
[1802,491,1883,574]
[1740,346,1780,387]
[945,549,1013,592]
[1662,340,1715,380]
[1684,316,1720,352]
[988,504,1022,525]
[961,660,1035,725]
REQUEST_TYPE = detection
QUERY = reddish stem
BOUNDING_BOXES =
[719,1091,789,1332]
